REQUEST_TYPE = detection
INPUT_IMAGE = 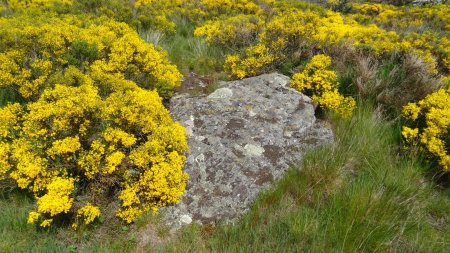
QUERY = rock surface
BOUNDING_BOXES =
[163,73,334,227]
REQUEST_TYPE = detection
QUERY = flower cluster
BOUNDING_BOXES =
[194,14,263,48]
[402,87,450,172]
[0,13,187,227]
[290,54,356,118]
[225,44,276,79]
[200,0,264,15]
[0,14,182,99]
[77,203,101,225]
[210,7,409,78]
[5,0,73,10]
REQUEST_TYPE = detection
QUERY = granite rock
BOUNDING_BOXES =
[163,73,334,227]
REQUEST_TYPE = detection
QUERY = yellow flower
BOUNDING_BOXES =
[8,0,73,10]
[103,128,137,148]
[40,219,53,228]
[105,151,125,174]
[402,88,450,171]
[402,127,419,140]
[37,177,74,216]
[290,55,355,118]
[47,136,81,158]
[403,103,421,120]
[0,142,11,180]
[27,212,40,224]
[77,203,101,225]
[0,13,188,226]
[224,44,276,79]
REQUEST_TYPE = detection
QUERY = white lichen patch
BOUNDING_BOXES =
[207,88,233,99]
[244,144,265,157]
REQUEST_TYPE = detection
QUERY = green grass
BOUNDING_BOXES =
[159,103,450,252]
[0,191,65,252]
[141,16,226,76]
[0,189,140,252]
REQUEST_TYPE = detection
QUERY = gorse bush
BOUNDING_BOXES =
[216,6,441,77]
[350,3,450,73]
[290,54,356,118]
[133,0,272,33]
[192,1,448,118]
[6,0,73,9]
[402,87,450,172]
[193,14,263,48]
[0,14,182,99]
[0,13,188,227]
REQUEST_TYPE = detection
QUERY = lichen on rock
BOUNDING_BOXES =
[165,73,334,228]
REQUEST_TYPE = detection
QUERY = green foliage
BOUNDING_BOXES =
[0,87,23,107]
[159,17,225,75]
[331,0,353,13]
[63,40,99,69]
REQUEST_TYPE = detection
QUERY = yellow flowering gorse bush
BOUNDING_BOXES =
[351,3,450,74]
[402,87,450,172]
[290,54,356,118]
[190,0,449,120]
[200,0,264,14]
[194,14,263,48]
[190,1,447,81]
[5,0,73,10]
[0,13,188,227]
[77,203,101,225]
[131,0,269,33]
[217,6,438,78]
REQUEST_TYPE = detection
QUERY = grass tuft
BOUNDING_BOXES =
[154,17,226,75]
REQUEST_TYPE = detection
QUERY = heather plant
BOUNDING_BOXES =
[0,13,188,227]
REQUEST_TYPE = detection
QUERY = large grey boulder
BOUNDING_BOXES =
[163,73,333,227]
